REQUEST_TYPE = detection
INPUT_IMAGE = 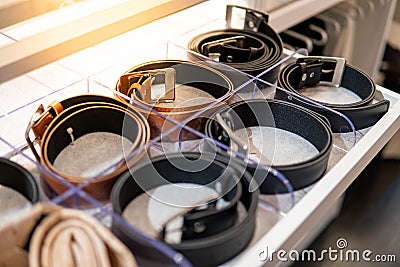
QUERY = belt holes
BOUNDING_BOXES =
[248,20,255,29]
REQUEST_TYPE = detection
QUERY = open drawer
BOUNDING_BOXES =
[0,0,399,266]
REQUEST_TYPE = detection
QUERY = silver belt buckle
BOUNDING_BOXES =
[201,35,245,58]
[121,68,176,103]
[305,56,346,87]
[225,5,269,32]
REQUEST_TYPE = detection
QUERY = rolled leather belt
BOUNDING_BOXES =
[25,95,150,202]
[0,158,40,204]
[111,152,258,267]
[187,5,283,90]
[0,203,137,267]
[205,99,333,192]
[115,60,233,141]
[276,56,390,132]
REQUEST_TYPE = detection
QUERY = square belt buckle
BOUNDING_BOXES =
[119,68,176,104]
[225,5,269,32]
[201,35,245,61]
[296,56,346,88]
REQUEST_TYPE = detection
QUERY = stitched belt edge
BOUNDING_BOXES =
[115,59,234,114]
[26,94,150,201]
[276,56,390,132]
[114,60,235,141]
[188,29,282,77]
[111,152,258,267]
[205,99,333,192]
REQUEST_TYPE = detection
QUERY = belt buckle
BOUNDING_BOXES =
[215,113,271,166]
[201,35,245,61]
[158,197,219,242]
[225,5,269,32]
[25,102,63,161]
[296,56,346,88]
[119,68,176,104]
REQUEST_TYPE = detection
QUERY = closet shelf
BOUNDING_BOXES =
[269,0,344,32]
[0,1,398,266]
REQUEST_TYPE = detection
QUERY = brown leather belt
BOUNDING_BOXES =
[0,203,137,267]
[115,60,234,141]
[25,95,150,202]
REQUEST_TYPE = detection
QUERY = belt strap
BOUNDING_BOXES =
[205,99,333,192]
[111,153,258,267]
[276,56,390,132]
[187,5,283,86]
[115,60,233,141]
[25,95,150,202]
[0,203,137,267]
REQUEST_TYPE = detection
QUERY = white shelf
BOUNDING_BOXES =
[232,86,400,266]
[0,0,205,83]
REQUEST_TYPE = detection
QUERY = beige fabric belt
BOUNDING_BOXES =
[0,203,137,267]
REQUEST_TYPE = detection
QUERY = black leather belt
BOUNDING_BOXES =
[115,60,233,141]
[205,99,333,192]
[187,5,283,90]
[0,158,40,204]
[111,152,258,267]
[276,56,390,132]
[25,95,150,202]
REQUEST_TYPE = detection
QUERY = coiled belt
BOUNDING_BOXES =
[115,60,233,141]
[187,5,283,89]
[205,99,333,191]
[276,56,390,132]
[0,158,40,204]
[25,95,150,201]
[111,153,258,267]
[0,203,137,267]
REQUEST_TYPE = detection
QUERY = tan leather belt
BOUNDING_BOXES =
[0,203,137,267]
[115,60,234,141]
[25,95,150,202]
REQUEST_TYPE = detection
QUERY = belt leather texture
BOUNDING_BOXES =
[187,5,283,90]
[111,152,258,267]
[205,99,333,192]
[0,203,137,267]
[115,60,233,141]
[25,95,150,202]
[276,56,390,132]
[0,158,40,204]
